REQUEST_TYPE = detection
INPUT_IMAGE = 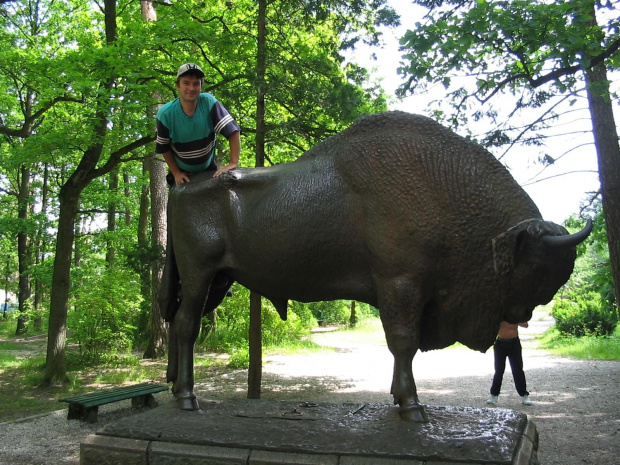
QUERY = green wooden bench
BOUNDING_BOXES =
[59,382,169,423]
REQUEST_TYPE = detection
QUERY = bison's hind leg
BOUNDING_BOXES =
[166,318,179,385]
[170,277,216,411]
[378,276,429,422]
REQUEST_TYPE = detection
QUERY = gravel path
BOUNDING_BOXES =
[1,312,618,464]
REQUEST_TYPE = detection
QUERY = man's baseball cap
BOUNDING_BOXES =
[177,63,204,78]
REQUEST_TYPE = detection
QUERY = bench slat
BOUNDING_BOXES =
[59,383,168,408]
[60,383,166,402]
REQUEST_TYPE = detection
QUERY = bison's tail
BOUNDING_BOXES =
[159,236,181,322]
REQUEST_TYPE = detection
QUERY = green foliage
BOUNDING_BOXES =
[400,1,619,99]
[0,326,167,422]
[199,284,314,361]
[0,0,397,380]
[397,0,620,158]
[553,289,618,337]
[552,209,618,337]
[68,268,142,363]
[227,347,251,369]
[292,300,378,326]
[197,282,381,369]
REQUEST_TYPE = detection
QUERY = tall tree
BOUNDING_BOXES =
[141,0,169,359]
[0,1,83,335]
[398,0,620,312]
[45,0,155,383]
[0,0,398,382]
[144,154,168,357]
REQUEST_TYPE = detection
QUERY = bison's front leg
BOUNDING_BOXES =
[378,277,429,422]
[171,291,208,410]
[388,340,427,422]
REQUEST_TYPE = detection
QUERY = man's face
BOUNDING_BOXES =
[176,74,202,104]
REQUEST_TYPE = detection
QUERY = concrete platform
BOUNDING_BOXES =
[80,399,538,464]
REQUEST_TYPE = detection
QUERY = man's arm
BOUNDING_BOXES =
[214,130,240,178]
[163,151,190,185]
[157,114,190,185]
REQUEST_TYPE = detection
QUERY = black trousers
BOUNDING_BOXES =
[490,337,529,397]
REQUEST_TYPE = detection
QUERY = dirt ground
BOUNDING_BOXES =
[1,312,619,464]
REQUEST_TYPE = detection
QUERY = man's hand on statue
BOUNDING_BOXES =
[213,164,237,178]
[174,172,190,184]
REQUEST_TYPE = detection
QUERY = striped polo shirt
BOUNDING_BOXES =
[155,93,240,172]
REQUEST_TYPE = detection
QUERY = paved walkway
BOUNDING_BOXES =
[261,310,619,465]
[0,310,617,465]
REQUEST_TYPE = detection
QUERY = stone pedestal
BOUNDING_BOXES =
[80,399,538,465]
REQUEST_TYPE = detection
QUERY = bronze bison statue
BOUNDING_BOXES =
[161,111,590,421]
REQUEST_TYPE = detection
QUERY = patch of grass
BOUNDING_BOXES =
[94,364,164,385]
[0,352,19,366]
[0,341,26,351]
[312,318,386,346]
[20,357,48,387]
[266,338,325,356]
[195,354,218,367]
[540,325,620,360]
[0,317,47,341]
[0,346,169,423]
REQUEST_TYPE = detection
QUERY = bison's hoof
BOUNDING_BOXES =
[399,404,429,422]
[177,395,200,411]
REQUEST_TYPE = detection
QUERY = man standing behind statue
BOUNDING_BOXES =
[156,63,241,185]
[486,321,532,406]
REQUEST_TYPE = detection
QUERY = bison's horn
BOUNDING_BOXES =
[542,219,593,248]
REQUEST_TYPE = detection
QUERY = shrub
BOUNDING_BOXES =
[553,289,618,337]
[295,300,379,326]
[198,284,313,358]
[552,212,618,338]
[196,284,380,362]
[68,268,142,363]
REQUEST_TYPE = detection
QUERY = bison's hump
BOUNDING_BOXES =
[298,111,486,163]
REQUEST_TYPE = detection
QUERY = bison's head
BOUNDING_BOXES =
[492,218,592,324]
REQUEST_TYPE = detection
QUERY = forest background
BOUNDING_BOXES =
[0,0,619,409]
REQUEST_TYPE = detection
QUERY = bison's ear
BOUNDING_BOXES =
[492,225,529,278]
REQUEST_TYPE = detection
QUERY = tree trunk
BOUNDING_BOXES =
[584,64,620,313]
[3,261,10,319]
[247,0,267,400]
[137,159,151,334]
[144,155,168,358]
[248,291,262,399]
[33,163,50,332]
[583,5,620,314]
[123,169,131,226]
[45,185,80,384]
[16,165,31,335]
[45,0,118,385]
[106,168,118,267]
[141,0,169,359]
[350,301,356,327]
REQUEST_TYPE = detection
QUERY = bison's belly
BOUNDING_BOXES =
[227,246,378,306]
